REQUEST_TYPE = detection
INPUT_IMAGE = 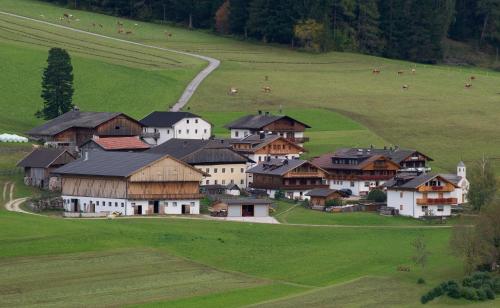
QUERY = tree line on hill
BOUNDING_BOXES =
[43,0,500,64]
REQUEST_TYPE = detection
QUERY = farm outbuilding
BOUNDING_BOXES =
[17,148,76,190]
[212,198,272,217]
[306,188,342,207]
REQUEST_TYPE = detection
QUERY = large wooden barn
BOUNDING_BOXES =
[54,151,207,216]
[27,108,143,148]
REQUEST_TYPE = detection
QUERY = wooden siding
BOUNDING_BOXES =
[95,115,143,137]
[62,176,127,198]
[52,151,76,166]
[127,182,202,199]
[254,139,303,155]
[417,182,456,193]
[128,156,204,183]
[262,118,306,132]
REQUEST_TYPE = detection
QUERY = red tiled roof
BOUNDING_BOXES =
[94,137,150,150]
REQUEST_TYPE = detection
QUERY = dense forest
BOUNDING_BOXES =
[43,0,500,64]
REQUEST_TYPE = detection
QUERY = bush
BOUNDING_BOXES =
[463,287,478,301]
[325,198,343,207]
[484,287,495,300]
[366,189,387,202]
[493,278,500,294]
[476,288,487,301]
[447,284,461,299]
[417,278,426,284]
[421,294,430,304]
[274,190,285,200]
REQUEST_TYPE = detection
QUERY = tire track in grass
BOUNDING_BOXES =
[0,10,220,111]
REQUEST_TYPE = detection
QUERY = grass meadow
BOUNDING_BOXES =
[0,0,499,306]
[0,208,490,307]
[1,0,498,171]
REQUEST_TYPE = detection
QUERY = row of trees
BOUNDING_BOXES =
[44,0,500,63]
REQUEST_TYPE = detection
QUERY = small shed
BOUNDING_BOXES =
[212,198,272,217]
[17,148,76,189]
[306,188,342,206]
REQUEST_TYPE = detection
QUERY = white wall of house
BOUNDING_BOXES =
[249,153,300,165]
[265,189,311,200]
[62,196,199,216]
[387,190,454,218]
[62,196,132,215]
[198,163,247,188]
[230,129,251,139]
[227,204,269,217]
[329,179,386,196]
[144,117,211,145]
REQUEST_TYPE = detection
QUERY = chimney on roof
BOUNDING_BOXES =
[259,132,265,139]
[266,156,271,162]
[283,159,288,165]
[83,151,89,161]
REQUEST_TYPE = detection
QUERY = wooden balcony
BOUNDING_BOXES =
[141,132,160,139]
[418,186,454,192]
[284,172,323,178]
[417,198,457,205]
[128,193,204,200]
[329,175,394,181]
[250,183,328,190]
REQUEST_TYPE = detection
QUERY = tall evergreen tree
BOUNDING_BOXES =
[37,48,74,120]
[228,0,249,35]
[355,0,383,54]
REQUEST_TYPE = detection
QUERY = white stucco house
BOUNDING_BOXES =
[385,173,460,218]
[140,111,212,145]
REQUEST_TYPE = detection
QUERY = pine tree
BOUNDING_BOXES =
[355,0,383,54]
[37,48,74,120]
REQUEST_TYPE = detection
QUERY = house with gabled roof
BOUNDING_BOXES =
[17,147,76,189]
[147,138,251,188]
[140,111,212,145]
[312,149,401,196]
[54,151,208,216]
[225,111,310,146]
[230,133,305,165]
[27,108,143,148]
[247,158,328,200]
[385,173,460,218]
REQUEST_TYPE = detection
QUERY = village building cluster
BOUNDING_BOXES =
[18,108,469,219]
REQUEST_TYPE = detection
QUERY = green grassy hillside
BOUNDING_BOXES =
[1,0,498,172]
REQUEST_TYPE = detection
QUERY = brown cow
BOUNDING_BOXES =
[263,86,272,93]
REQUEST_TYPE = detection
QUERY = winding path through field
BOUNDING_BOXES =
[0,11,220,111]
[2,182,35,215]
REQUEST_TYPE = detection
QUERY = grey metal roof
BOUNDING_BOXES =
[147,139,249,164]
[385,173,458,190]
[27,110,122,136]
[225,114,311,129]
[140,111,201,127]
[53,151,165,177]
[247,158,307,176]
[220,198,272,205]
[17,148,74,168]
[441,174,462,185]
[305,188,339,197]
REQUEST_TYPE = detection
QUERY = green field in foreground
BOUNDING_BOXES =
[1,209,493,307]
[1,0,498,172]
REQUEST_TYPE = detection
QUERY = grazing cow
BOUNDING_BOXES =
[117,28,124,34]
[372,69,381,74]
[117,21,123,26]
[134,23,139,26]
[402,84,409,90]
[411,68,416,74]
[263,86,272,93]
[63,13,70,18]
[397,70,404,75]
[229,87,239,95]
[125,30,133,35]
[470,76,476,80]
[465,83,472,88]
